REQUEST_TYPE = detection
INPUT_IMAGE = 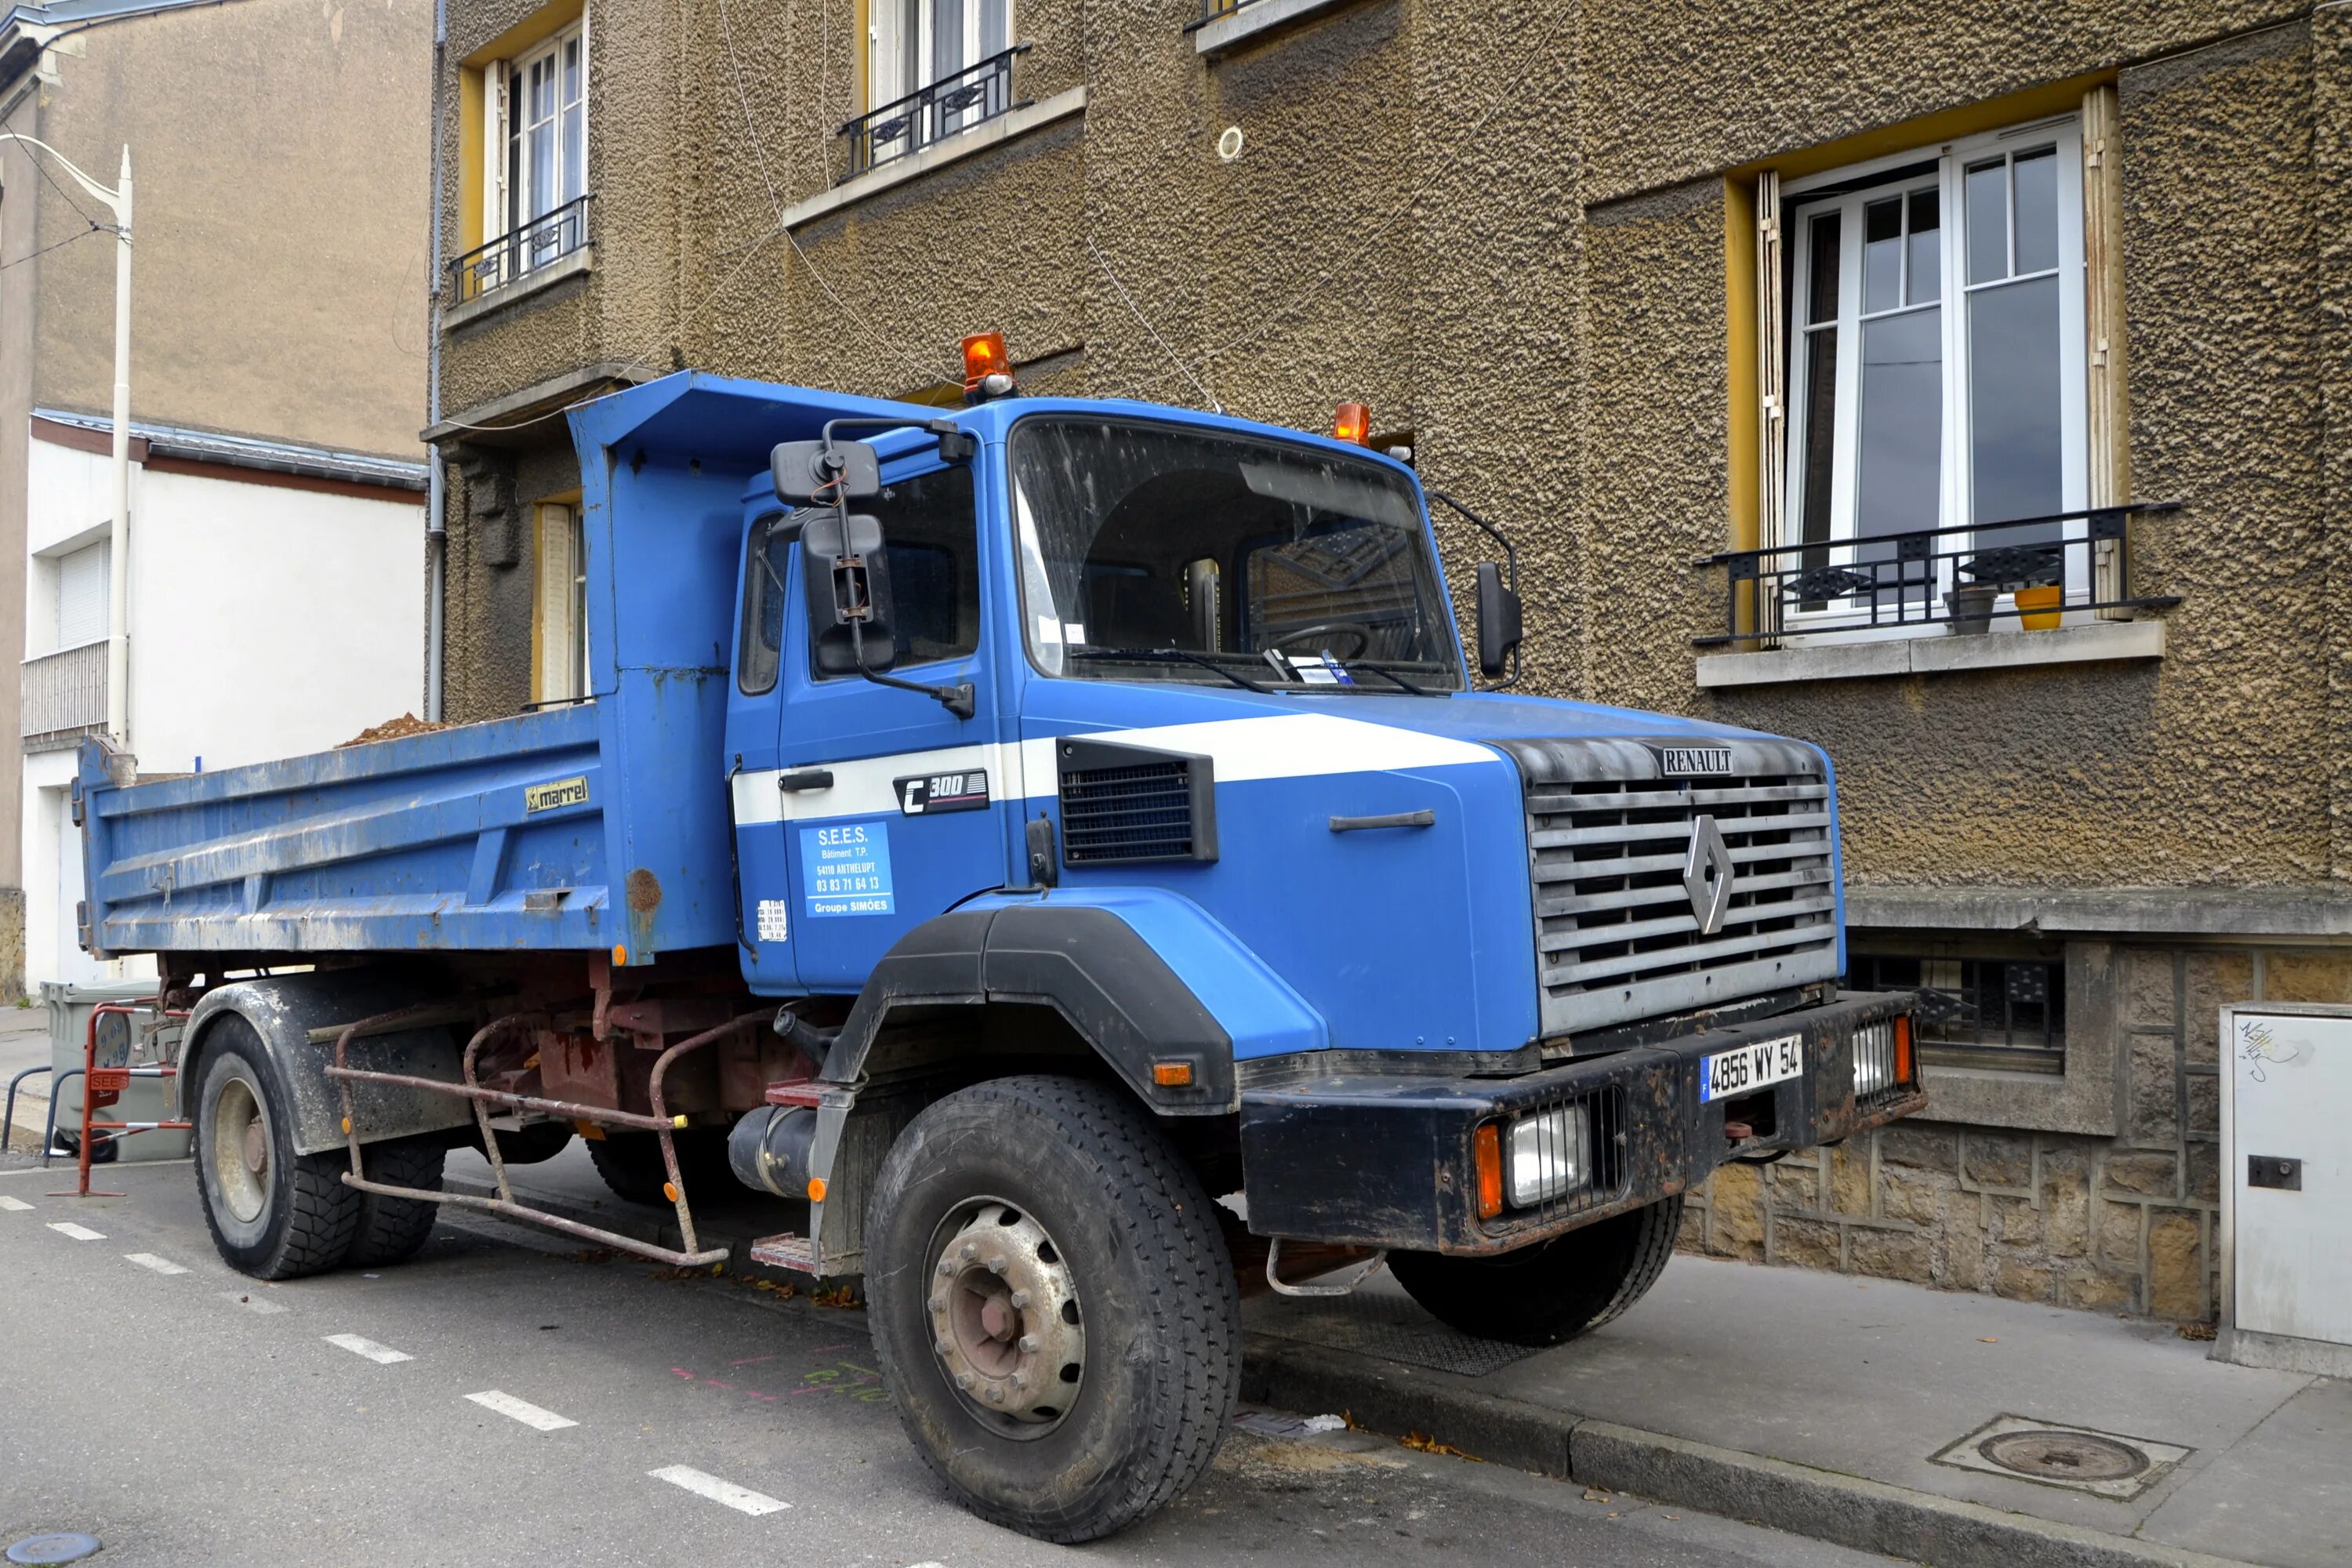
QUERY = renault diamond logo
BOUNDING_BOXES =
[1683,814,1736,935]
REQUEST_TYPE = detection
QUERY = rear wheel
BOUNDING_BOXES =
[1388,1196,1684,1347]
[586,1129,729,1206]
[193,1018,360,1279]
[866,1075,1239,1543]
[347,1136,446,1267]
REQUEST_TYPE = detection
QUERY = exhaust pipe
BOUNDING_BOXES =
[728,1104,818,1198]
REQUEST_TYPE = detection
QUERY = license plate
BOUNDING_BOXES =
[1699,1034,1804,1103]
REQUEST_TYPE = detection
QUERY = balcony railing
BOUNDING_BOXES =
[1693,502,2183,648]
[838,46,1027,179]
[23,640,107,751]
[1193,0,1261,20]
[447,194,593,307]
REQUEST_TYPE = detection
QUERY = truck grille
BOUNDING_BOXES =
[1062,758,1196,863]
[1504,738,1840,1039]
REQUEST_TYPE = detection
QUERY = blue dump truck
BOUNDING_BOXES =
[76,361,1923,1541]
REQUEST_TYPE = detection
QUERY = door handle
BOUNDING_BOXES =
[777,769,834,793]
[1329,809,1436,833]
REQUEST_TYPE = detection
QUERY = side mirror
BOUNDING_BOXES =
[802,510,897,675]
[771,439,879,506]
[1476,561,1523,681]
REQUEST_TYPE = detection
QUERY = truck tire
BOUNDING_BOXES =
[586,1129,729,1207]
[346,1137,446,1268]
[865,1075,1239,1544]
[1388,1195,1685,1347]
[193,1016,361,1280]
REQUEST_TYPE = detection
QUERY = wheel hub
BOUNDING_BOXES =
[241,1117,268,1174]
[927,1201,1083,1426]
[210,1076,270,1225]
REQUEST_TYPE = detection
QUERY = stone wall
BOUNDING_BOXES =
[1681,943,2352,1322]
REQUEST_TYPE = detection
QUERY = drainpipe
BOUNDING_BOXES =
[422,0,448,721]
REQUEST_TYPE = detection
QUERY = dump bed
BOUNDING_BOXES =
[76,369,947,966]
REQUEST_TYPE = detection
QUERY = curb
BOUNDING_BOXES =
[1240,1331,2261,1568]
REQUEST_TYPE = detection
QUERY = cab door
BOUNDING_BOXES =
[776,453,1010,991]
[726,499,803,993]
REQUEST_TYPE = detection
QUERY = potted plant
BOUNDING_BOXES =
[1957,546,2064,632]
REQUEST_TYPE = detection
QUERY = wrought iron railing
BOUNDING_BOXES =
[22,640,106,750]
[1693,502,2182,648]
[1192,0,1261,20]
[447,194,593,307]
[838,46,1027,179]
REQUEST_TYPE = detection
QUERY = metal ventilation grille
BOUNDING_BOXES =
[1528,767,1838,1036]
[1060,757,1199,864]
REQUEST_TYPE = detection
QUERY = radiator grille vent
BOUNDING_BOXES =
[1059,756,1204,865]
[1523,751,1839,1036]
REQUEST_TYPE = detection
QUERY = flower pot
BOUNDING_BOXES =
[1945,586,1995,635]
[2013,585,2062,631]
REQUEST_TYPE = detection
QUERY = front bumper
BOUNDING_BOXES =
[1238,989,1924,1255]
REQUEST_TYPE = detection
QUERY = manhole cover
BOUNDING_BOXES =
[1980,1429,2148,1482]
[1931,1414,2191,1501]
[6,1534,101,1565]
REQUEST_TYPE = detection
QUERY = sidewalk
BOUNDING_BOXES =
[0,1005,53,1154]
[428,1144,2350,1568]
[1243,1256,2345,1568]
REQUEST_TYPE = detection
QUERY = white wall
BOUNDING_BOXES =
[21,433,425,988]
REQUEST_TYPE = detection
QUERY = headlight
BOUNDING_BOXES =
[1505,1105,1591,1207]
[1853,1018,1911,1098]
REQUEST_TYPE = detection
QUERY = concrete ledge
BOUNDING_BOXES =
[1243,1331,2263,1568]
[1697,618,2165,689]
[441,245,593,332]
[782,87,1087,230]
[1191,0,1361,55]
[1849,884,2352,938]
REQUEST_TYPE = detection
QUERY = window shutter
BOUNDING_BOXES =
[534,502,580,703]
[1755,169,1785,641]
[2082,84,2130,614]
[56,542,109,650]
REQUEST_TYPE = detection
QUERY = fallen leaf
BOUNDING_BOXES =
[1978,1336,1998,1344]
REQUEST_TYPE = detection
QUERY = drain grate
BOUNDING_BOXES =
[1932,1414,2190,1500]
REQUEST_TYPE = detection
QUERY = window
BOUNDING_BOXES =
[56,540,108,651]
[738,465,982,695]
[851,0,1016,173]
[1852,952,2065,1074]
[532,501,587,704]
[1777,118,2088,625]
[453,14,590,302]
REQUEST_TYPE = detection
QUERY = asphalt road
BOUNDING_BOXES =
[0,1156,1899,1567]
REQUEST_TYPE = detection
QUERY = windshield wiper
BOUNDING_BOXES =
[1344,661,1438,697]
[1069,647,1274,694]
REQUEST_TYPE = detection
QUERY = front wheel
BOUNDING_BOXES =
[866,1076,1239,1544]
[192,1017,361,1279]
[1388,1195,1684,1346]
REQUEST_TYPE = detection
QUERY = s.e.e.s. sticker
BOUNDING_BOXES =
[799,822,895,917]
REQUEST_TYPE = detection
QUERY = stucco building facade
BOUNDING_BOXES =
[0,0,434,994]
[426,0,2351,1321]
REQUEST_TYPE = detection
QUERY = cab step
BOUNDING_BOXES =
[750,1232,818,1273]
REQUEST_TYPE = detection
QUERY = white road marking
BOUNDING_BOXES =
[221,1290,288,1314]
[124,1252,187,1274]
[648,1465,790,1515]
[465,1390,576,1431]
[324,1334,412,1364]
[47,1221,103,1240]
[0,1195,32,1211]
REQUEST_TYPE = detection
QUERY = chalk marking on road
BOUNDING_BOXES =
[465,1390,577,1431]
[325,1333,412,1364]
[47,1221,103,1240]
[124,1252,187,1274]
[648,1465,790,1515]
[0,1195,32,1210]
[220,1290,288,1314]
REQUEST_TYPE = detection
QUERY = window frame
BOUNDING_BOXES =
[866,0,1013,114]
[484,15,589,258]
[1777,117,2089,634]
[532,499,589,706]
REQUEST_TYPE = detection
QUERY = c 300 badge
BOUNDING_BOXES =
[894,770,989,815]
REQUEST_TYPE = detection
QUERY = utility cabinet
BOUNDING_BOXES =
[2217,1003,2352,1377]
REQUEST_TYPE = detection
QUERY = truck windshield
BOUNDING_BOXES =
[1007,416,1465,692]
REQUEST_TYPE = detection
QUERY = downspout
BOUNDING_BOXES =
[422,0,448,721]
